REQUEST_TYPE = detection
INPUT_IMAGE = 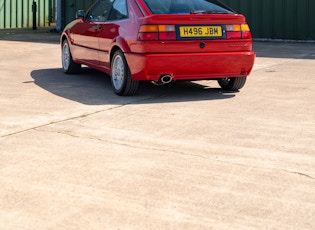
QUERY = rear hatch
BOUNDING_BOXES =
[136,0,252,53]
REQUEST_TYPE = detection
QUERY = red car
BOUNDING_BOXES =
[61,0,255,95]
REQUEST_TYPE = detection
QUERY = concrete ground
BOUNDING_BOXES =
[0,29,314,229]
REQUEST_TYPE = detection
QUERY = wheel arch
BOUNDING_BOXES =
[60,34,68,47]
[110,36,131,62]
[60,29,73,46]
[110,46,122,64]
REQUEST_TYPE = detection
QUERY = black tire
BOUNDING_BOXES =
[218,77,247,91]
[61,39,81,74]
[111,50,139,96]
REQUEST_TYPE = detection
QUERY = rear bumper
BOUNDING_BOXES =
[125,51,256,81]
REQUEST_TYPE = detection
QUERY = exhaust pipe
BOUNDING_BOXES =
[152,74,173,85]
[160,74,173,84]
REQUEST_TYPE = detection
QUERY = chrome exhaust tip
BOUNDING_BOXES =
[151,74,173,85]
[160,74,173,84]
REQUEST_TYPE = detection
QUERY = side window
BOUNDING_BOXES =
[87,0,114,22]
[108,0,128,21]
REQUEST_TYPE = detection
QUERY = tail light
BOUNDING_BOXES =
[138,24,252,40]
[226,24,252,39]
[138,25,176,41]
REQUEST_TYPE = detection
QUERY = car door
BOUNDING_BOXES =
[98,0,127,71]
[71,0,113,65]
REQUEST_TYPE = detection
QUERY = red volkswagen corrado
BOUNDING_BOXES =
[61,0,255,95]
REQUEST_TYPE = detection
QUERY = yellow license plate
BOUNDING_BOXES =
[179,26,223,38]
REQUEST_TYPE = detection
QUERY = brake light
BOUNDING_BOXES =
[138,25,176,41]
[241,24,252,39]
[226,24,252,39]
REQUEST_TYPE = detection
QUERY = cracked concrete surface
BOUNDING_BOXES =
[0,31,315,229]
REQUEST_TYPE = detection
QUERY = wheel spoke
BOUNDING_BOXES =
[62,43,70,70]
[112,56,124,90]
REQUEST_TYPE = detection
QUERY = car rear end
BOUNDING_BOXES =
[126,0,255,83]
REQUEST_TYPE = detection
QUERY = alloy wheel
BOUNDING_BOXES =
[112,55,125,91]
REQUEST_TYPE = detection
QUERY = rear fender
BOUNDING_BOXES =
[109,36,132,64]
[111,36,131,53]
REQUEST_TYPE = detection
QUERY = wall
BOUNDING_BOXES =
[4,0,313,40]
[221,0,315,40]
[63,0,95,26]
[0,0,53,29]
[61,0,315,40]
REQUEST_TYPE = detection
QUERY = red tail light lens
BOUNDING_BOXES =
[159,32,176,40]
[241,31,252,39]
[227,31,241,39]
[138,33,159,41]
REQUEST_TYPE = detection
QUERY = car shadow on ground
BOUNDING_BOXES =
[30,68,237,105]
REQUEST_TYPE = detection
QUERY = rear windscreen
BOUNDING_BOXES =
[143,0,234,14]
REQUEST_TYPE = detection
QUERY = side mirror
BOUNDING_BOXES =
[76,10,86,19]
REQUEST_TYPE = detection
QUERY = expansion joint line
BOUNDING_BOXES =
[0,104,131,138]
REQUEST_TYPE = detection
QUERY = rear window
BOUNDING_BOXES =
[143,0,234,14]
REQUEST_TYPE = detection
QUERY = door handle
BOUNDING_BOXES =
[94,25,101,31]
